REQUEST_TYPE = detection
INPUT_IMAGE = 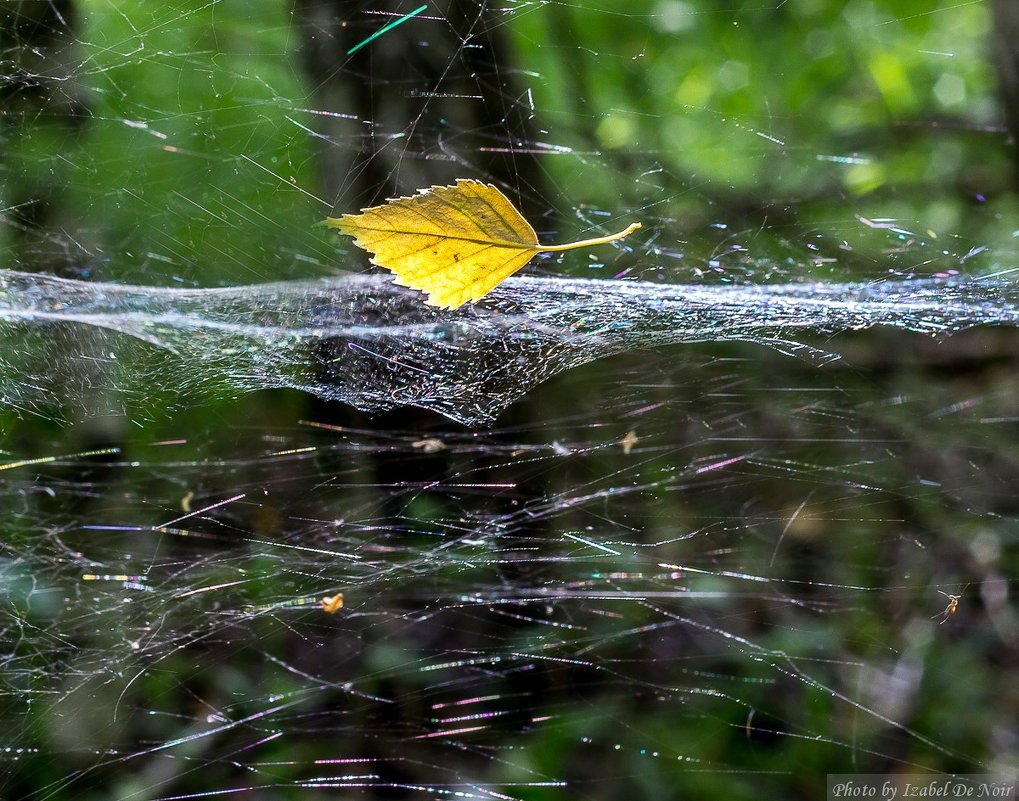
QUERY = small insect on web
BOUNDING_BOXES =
[931,585,968,624]
[323,179,641,309]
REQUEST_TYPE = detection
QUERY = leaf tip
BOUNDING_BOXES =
[321,214,359,233]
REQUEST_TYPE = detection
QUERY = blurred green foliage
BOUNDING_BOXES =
[4,0,1016,287]
[509,0,1019,275]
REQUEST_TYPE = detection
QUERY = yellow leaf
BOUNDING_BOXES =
[323,179,641,310]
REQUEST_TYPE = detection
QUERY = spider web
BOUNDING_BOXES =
[3,269,1019,424]
[1,1,1017,799]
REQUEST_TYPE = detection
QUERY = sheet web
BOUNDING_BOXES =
[1,0,1017,799]
[4,269,1019,425]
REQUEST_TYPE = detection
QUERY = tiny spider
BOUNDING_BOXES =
[931,585,968,624]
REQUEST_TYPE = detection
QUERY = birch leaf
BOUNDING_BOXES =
[323,179,641,310]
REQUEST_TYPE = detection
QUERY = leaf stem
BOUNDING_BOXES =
[540,222,642,252]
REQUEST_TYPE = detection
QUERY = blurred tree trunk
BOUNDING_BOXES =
[293,0,549,549]
[993,0,1019,181]
[0,0,87,275]
[295,0,545,220]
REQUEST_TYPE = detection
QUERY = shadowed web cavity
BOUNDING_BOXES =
[1,269,1018,423]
